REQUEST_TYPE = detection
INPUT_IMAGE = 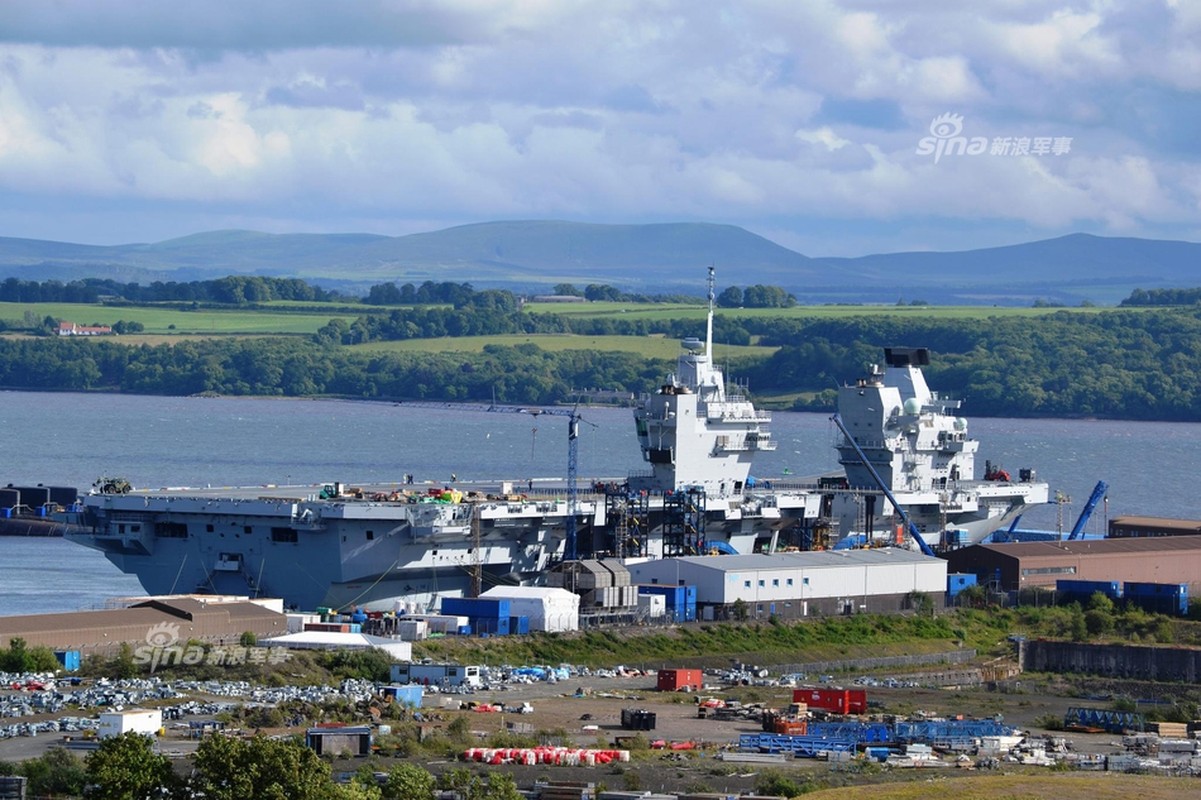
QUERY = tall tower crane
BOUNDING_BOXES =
[488,404,588,560]
[390,397,591,562]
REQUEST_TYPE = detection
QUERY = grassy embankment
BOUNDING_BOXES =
[803,773,1199,800]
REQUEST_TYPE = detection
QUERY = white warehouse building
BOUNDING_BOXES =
[479,586,580,632]
[625,549,947,620]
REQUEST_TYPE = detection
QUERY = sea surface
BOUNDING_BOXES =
[2,390,1199,616]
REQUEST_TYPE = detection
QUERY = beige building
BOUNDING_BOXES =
[945,536,1201,592]
[0,596,287,655]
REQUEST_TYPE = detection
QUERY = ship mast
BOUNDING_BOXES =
[705,265,715,358]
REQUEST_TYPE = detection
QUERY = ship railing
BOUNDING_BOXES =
[713,434,779,454]
[291,509,327,530]
[836,435,896,450]
[704,403,772,422]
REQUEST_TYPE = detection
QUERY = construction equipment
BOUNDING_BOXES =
[93,476,132,494]
[1068,480,1108,540]
[488,404,590,560]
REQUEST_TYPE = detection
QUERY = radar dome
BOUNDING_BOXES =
[953,417,967,431]
[903,397,921,415]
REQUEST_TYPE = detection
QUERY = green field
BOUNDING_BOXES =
[0,298,1135,346]
[0,302,357,335]
[353,333,775,359]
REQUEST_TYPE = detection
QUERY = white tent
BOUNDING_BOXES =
[261,631,412,661]
[479,586,580,632]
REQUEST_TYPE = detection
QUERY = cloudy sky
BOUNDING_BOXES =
[0,0,1198,255]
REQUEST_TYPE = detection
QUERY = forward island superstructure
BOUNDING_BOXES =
[68,273,1051,611]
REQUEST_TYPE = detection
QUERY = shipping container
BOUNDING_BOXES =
[947,573,977,597]
[441,597,511,618]
[639,584,684,606]
[396,619,429,641]
[1056,579,1122,601]
[54,649,81,672]
[1123,581,1189,616]
[509,616,530,635]
[637,593,666,618]
[620,708,657,730]
[792,688,868,715]
[470,615,510,636]
[381,685,424,708]
[304,622,351,633]
[657,668,703,692]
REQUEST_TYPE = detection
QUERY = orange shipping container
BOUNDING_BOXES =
[657,669,703,692]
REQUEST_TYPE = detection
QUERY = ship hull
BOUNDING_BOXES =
[70,485,831,611]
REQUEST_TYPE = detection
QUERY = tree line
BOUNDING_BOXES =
[3,307,1201,420]
[545,281,794,306]
[0,275,345,305]
[1,273,797,310]
[0,731,520,799]
[1121,288,1201,306]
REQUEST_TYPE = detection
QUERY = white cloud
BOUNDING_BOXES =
[0,0,1194,252]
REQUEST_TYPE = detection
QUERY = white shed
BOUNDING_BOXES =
[98,709,162,739]
[479,586,580,632]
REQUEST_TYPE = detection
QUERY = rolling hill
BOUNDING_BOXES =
[1,221,1197,306]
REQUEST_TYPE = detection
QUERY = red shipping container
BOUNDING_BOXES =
[657,669,703,692]
[792,688,867,715]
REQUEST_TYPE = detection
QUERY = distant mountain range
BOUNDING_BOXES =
[1,221,1197,306]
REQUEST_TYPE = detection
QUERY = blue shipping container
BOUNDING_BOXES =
[1123,582,1188,616]
[639,584,689,607]
[383,685,424,708]
[442,597,511,618]
[1056,579,1121,600]
[947,573,977,596]
[54,650,81,672]
[470,616,510,636]
[509,616,530,635]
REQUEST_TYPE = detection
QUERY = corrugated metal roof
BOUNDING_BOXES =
[672,548,940,571]
[480,586,579,599]
[972,535,1201,558]
[0,597,284,638]
[1110,516,1201,531]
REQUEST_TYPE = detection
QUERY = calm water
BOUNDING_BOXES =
[2,390,1197,615]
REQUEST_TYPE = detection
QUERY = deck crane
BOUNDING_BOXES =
[830,413,937,557]
[1067,480,1108,540]
[389,397,592,560]
[487,404,589,560]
